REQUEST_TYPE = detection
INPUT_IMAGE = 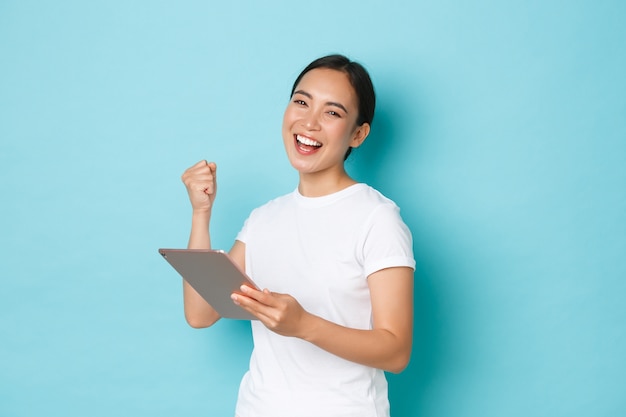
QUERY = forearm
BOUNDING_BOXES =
[187,210,211,249]
[300,313,412,373]
[233,268,414,372]
[183,210,220,328]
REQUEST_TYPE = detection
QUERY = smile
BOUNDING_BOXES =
[296,134,322,148]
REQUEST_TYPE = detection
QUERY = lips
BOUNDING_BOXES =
[295,134,322,153]
[296,134,322,147]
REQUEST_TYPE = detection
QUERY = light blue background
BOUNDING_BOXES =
[1,1,624,416]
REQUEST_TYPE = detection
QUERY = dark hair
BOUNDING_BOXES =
[290,54,376,159]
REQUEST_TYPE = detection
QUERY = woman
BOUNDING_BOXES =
[181,54,415,417]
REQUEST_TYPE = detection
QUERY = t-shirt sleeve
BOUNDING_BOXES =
[235,208,257,245]
[360,203,416,277]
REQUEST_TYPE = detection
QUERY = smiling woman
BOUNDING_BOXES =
[282,68,371,189]
[180,54,415,417]
[288,55,376,160]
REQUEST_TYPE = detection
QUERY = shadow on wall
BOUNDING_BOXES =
[350,86,447,416]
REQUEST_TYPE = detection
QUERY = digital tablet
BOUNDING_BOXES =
[158,248,259,320]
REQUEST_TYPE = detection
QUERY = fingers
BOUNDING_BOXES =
[191,160,208,169]
[231,286,278,318]
[181,160,218,210]
[190,160,216,170]
[232,288,305,337]
[182,161,217,191]
[234,285,275,305]
[182,161,216,182]
[207,161,217,176]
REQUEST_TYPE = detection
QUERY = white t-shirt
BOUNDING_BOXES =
[234,183,415,417]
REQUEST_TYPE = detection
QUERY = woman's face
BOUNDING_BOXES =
[282,68,369,177]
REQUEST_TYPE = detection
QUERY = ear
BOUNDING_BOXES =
[349,123,371,149]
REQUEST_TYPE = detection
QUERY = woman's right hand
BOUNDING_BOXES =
[181,160,217,213]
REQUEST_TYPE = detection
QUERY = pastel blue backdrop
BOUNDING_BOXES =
[1,1,624,416]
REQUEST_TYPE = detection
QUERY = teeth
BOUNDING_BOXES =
[296,135,322,147]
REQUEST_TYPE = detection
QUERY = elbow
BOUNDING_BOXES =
[384,350,412,374]
[184,311,220,329]
[185,317,210,329]
[386,360,409,374]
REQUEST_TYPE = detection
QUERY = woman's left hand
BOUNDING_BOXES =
[231,286,310,338]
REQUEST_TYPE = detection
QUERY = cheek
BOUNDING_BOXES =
[281,111,289,130]
[282,108,295,129]
[282,112,294,142]
[331,123,356,144]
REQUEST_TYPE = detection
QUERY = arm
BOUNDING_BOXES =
[180,160,221,328]
[232,266,414,373]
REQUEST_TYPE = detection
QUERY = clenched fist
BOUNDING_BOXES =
[181,160,217,213]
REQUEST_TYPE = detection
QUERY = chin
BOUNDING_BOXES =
[286,156,318,174]
[289,160,313,174]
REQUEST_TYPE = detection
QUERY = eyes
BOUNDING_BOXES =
[292,98,343,118]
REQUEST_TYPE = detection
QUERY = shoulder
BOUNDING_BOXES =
[350,184,402,216]
[247,190,297,219]
[236,190,296,242]
[354,184,412,238]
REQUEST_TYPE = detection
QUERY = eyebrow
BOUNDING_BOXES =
[293,89,349,114]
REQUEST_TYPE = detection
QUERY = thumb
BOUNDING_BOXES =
[207,162,217,177]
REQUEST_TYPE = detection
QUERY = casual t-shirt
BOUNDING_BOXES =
[235,183,415,417]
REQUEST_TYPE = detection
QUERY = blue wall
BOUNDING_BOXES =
[1,1,624,416]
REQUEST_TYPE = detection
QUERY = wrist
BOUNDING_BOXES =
[191,208,212,222]
[299,311,321,342]
[189,210,211,237]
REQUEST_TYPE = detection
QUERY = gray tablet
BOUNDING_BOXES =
[159,248,258,320]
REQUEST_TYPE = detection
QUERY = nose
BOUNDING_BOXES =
[302,109,321,131]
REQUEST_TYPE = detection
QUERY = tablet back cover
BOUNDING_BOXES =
[159,249,257,320]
